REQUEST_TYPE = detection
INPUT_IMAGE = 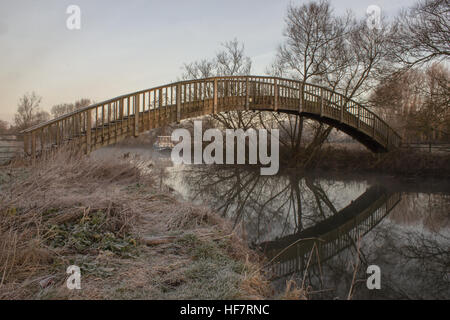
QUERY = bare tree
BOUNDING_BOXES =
[51,98,91,118]
[371,63,450,142]
[216,39,252,76]
[409,63,450,141]
[181,38,259,130]
[265,0,394,166]
[181,59,215,80]
[390,0,450,69]
[14,92,49,131]
[0,120,9,134]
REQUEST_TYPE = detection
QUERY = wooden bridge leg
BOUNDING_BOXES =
[86,110,91,155]
[56,121,60,146]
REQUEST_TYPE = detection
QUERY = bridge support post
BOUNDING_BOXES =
[274,79,278,111]
[134,95,139,137]
[340,96,344,123]
[245,78,249,110]
[86,110,91,155]
[213,79,218,114]
[56,121,60,146]
[176,83,181,123]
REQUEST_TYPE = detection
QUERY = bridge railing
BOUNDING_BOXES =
[20,76,401,162]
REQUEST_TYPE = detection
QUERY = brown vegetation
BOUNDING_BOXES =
[0,151,271,299]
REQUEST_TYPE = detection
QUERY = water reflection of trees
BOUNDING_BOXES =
[176,165,345,244]
[389,193,450,232]
[170,165,449,300]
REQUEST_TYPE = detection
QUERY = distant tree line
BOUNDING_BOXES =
[1,93,91,135]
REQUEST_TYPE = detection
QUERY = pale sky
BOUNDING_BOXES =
[0,0,415,123]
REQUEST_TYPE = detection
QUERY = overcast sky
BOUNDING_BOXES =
[0,0,415,123]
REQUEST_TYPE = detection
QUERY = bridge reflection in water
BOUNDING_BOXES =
[166,166,402,278]
[259,187,401,279]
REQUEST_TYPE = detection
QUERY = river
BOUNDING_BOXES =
[94,146,450,300]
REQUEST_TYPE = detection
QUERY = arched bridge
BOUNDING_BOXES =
[21,76,401,162]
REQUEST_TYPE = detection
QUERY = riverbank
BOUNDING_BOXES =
[300,146,450,178]
[0,152,277,300]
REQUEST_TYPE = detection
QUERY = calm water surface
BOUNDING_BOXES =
[96,146,450,300]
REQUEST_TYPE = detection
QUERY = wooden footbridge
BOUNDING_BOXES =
[21,76,401,162]
[259,186,401,279]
